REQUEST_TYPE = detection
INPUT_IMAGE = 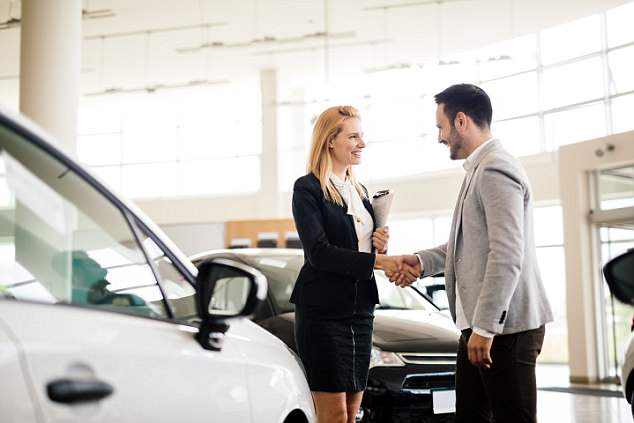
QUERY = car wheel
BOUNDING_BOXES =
[631,389,634,418]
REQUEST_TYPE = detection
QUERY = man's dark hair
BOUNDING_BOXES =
[434,84,492,129]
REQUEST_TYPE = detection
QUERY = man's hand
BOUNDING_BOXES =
[372,226,389,253]
[467,333,493,369]
[386,255,421,287]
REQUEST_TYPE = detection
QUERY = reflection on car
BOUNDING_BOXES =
[0,107,315,423]
[191,248,460,423]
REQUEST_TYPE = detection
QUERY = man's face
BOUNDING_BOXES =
[436,104,466,160]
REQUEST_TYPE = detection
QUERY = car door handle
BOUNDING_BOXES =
[47,378,114,404]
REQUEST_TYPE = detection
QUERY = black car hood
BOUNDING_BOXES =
[371,309,459,352]
[269,309,459,353]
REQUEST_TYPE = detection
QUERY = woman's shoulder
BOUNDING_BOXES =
[294,173,321,191]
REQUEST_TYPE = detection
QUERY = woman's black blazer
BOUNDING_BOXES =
[290,173,380,309]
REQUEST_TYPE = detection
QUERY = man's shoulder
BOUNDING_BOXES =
[480,146,522,173]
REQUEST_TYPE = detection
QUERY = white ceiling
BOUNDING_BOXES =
[0,0,630,97]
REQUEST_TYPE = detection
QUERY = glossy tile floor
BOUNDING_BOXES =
[536,365,631,422]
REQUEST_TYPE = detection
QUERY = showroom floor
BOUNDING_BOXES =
[536,365,630,422]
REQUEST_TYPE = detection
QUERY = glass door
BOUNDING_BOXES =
[592,164,634,381]
[599,223,634,379]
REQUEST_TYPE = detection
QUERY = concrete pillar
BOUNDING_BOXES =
[19,0,82,153]
[259,68,279,217]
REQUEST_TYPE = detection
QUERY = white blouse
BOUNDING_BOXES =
[330,174,373,253]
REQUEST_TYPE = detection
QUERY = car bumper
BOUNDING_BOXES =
[361,363,456,423]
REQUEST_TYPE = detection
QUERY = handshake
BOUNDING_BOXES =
[375,254,421,287]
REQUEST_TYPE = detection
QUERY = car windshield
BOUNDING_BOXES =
[240,253,438,314]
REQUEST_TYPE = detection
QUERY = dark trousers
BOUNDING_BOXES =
[455,326,545,423]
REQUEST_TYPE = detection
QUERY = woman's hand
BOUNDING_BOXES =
[372,226,389,253]
[375,254,401,274]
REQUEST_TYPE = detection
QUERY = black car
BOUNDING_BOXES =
[192,248,459,423]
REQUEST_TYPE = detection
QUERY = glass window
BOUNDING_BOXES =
[388,218,434,254]
[541,57,604,110]
[608,45,634,95]
[90,165,122,192]
[121,162,180,199]
[423,55,479,95]
[607,1,634,48]
[540,15,601,65]
[597,166,634,210]
[600,226,634,376]
[375,272,437,312]
[433,216,452,246]
[533,205,564,246]
[482,72,538,120]
[0,123,167,319]
[535,246,568,363]
[279,148,307,193]
[494,116,542,157]
[612,93,634,134]
[177,156,260,197]
[138,231,196,323]
[76,79,262,198]
[77,133,122,166]
[360,140,430,180]
[478,35,537,81]
[544,102,606,148]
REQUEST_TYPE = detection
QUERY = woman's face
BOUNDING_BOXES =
[329,118,365,169]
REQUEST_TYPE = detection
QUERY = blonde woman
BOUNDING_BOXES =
[290,106,413,423]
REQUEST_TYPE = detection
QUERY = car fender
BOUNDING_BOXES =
[230,318,315,422]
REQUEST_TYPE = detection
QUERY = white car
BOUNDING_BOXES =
[603,248,634,416]
[0,106,315,423]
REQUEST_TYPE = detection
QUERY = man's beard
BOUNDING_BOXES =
[448,128,464,160]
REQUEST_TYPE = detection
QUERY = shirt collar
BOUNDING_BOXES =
[330,173,349,188]
[463,137,494,172]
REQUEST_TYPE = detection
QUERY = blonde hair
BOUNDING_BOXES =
[307,105,366,206]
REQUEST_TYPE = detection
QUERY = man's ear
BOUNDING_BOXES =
[454,112,468,131]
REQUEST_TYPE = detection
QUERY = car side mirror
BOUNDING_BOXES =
[194,258,267,351]
[603,249,634,304]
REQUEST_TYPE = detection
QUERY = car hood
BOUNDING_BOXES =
[273,309,459,353]
[371,309,459,352]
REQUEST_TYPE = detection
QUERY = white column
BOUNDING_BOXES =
[259,68,279,217]
[19,0,82,153]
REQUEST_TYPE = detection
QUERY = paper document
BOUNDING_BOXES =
[371,189,394,227]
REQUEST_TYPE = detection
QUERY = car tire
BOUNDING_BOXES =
[631,389,634,418]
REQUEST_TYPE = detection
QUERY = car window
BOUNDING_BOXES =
[0,122,166,319]
[236,253,438,313]
[138,231,197,323]
[375,272,438,312]
[242,255,302,314]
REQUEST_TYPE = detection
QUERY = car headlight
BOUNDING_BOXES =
[369,345,405,369]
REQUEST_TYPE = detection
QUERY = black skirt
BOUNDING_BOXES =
[295,303,374,392]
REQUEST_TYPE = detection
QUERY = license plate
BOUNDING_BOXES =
[432,389,456,414]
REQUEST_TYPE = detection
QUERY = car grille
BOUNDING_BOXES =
[401,372,456,393]
[398,352,457,365]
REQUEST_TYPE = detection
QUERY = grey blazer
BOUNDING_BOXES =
[417,139,553,334]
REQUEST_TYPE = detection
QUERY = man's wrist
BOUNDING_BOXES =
[472,327,495,338]
[414,253,424,276]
